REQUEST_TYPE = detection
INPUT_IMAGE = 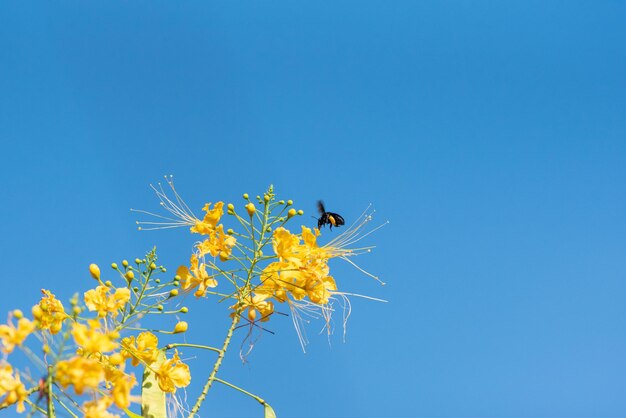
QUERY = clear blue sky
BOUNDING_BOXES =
[1,1,626,417]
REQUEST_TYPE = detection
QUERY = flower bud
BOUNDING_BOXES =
[279,200,285,205]
[264,194,270,202]
[157,305,164,311]
[227,203,235,212]
[135,258,142,264]
[122,260,129,268]
[155,278,161,284]
[125,271,135,281]
[245,202,256,217]
[287,208,296,219]
[227,228,234,235]
[160,267,167,272]
[12,309,23,319]
[243,193,249,200]
[173,321,188,333]
[72,306,81,315]
[297,210,304,216]
[105,280,112,287]
[89,264,101,281]
[248,308,257,321]
[169,289,179,298]
[43,344,50,354]
[180,307,189,313]
[287,200,293,206]
[111,263,118,270]
[150,262,157,270]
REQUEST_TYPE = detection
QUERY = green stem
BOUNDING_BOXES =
[46,365,54,417]
[187,313,241,418]
[165,343,221,354]
[213,377,268,406]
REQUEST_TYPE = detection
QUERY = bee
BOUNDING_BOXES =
[316,200,345,230]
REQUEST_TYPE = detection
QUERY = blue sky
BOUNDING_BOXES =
[1,1,626,417]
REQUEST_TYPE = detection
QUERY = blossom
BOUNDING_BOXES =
[0,318,35,353]
[155,351,191,393]
[191,202,224,234]
[121,332,160,367]
[72,320,119,354]
[84,286,130,317]
[109,370,136,409]
[32,289,66,334]
[0,364,27,413]
[177,254,218,298]
[56,356,105,395]
[230,293,274,323]
[197,224,237,261]
[82,397,119,418]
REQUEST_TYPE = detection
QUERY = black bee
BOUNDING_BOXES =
[316,200,345,230]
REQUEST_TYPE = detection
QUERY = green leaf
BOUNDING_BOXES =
[141,351,167,418]
[264,402,277,418]
[123,408,143,418]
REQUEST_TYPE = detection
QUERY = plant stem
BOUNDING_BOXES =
[187,313,241,417]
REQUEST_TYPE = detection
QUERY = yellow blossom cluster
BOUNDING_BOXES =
[31,290,66,334]
[84,286,131,318]
[0,364,27,413]
[191,202,237,261]
[0,317,34,354]
[256,226,338,305]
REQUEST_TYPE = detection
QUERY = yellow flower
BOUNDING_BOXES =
[109,371,136,409]
[82,397,119,418]
[177,254,218,298]
[272,227,301,261]
[72,320,119,354]
[0,318,35,353]
[231,293,274,323]
[0,364,27,413]
[197,224,237,261]
[56,356,105,395]
[121,332,159,366]
[191,202,224,234]
[155,351,190,393]
[32,289,66,334]
[84,286,131,317]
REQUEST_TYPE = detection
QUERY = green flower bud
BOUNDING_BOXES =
[111,263,118,270]
[180,307,189,313]
[122,260,129,268]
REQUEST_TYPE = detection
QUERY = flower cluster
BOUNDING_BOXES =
[0,179,384,417]
[137,178,385,351]
[0,251,191,416]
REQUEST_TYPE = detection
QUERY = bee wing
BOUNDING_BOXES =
[317,200,326,214]
[333,213,345,225]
